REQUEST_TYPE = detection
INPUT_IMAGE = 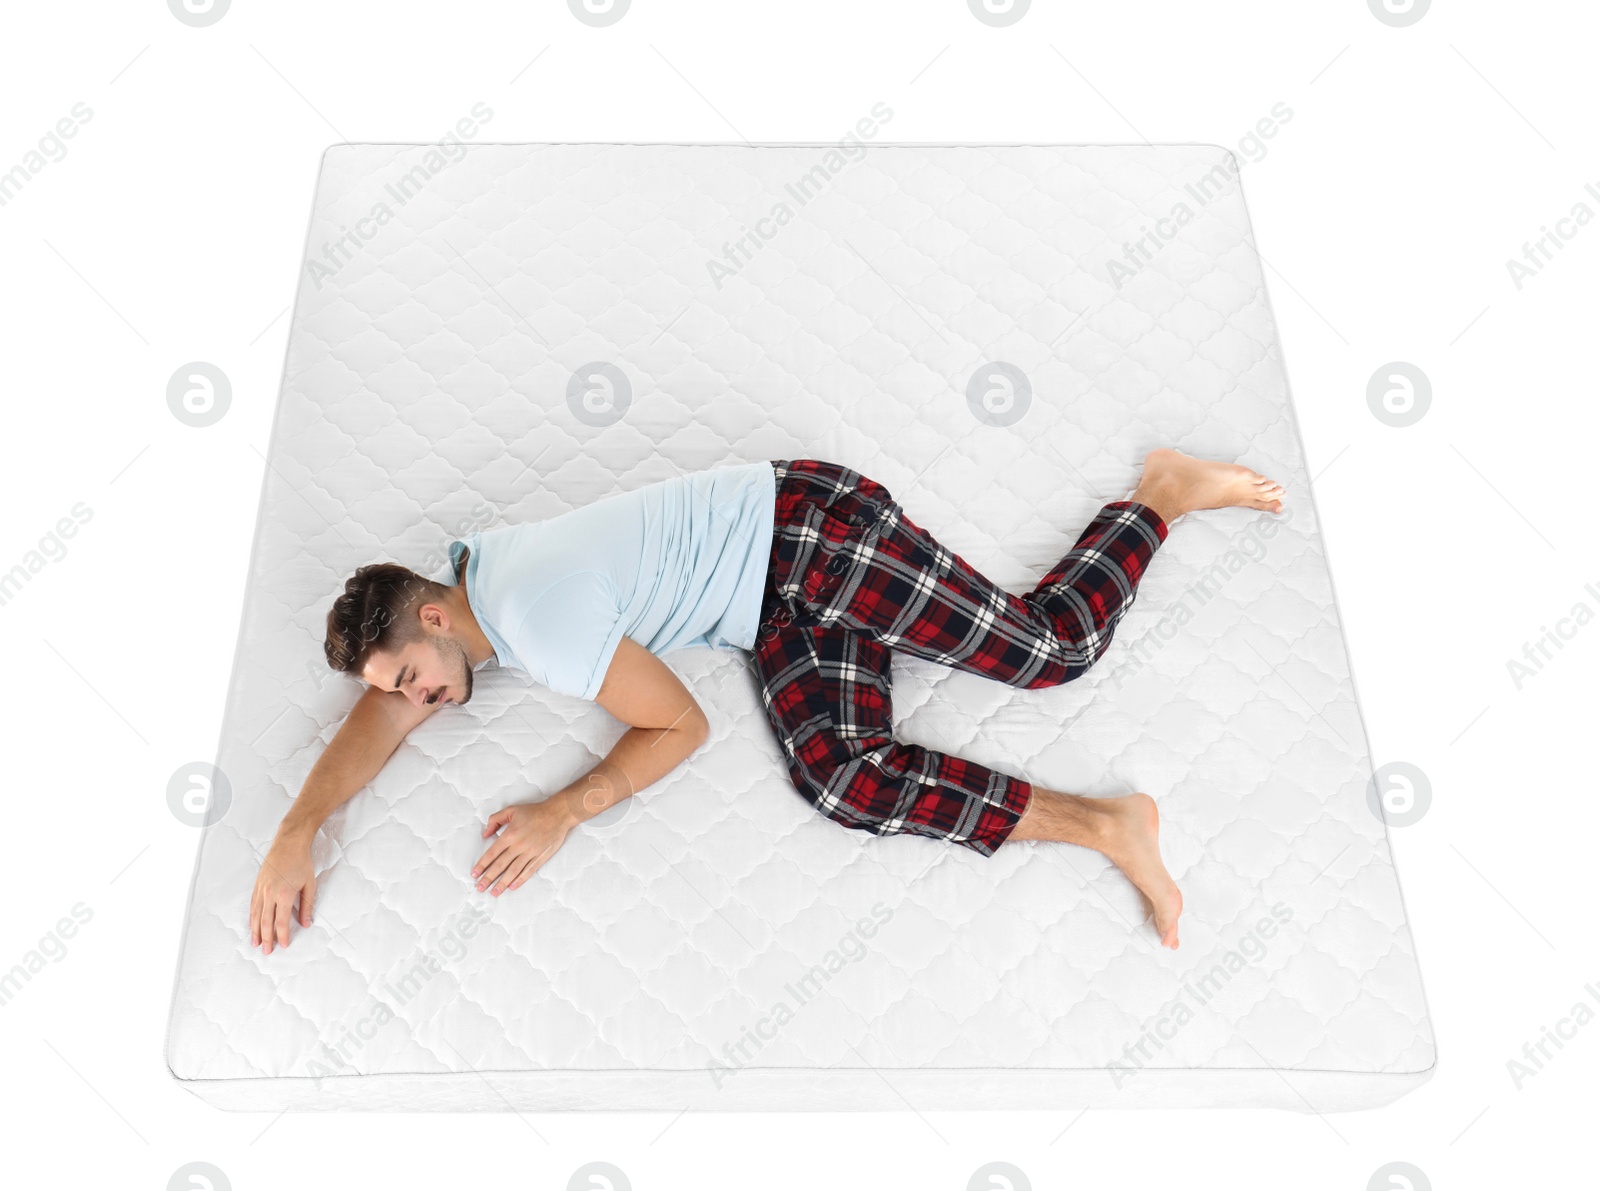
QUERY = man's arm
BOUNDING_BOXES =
[472,636,709,895]
[249,684,443,954]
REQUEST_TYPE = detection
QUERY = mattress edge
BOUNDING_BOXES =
[167,1063,1439,1114]
[318,139,1246,155]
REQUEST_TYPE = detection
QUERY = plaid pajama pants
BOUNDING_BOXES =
[752,458,1170,856]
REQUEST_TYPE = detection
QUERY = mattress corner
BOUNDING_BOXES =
[318,141,357,169]
[163,1044,192,1087]
[162,995,205,1089]
[1197,142,1243,174]
[1413,1036,1441,1083]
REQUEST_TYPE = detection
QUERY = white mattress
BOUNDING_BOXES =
[165,142,1436,1112]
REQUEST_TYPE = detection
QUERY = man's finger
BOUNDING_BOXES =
[274,897,292,951]
[479,849,519,889]
[250,886,261,947]
[491,851,535,894]
[300,877,316,927]
[489,845,547,896]
[481,808,511,839]
[478,848,520,891]
[506,852,545,892]
[261,895,278,952]
[472,838,510,880]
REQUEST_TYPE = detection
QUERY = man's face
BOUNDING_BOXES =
[362,630,475,709]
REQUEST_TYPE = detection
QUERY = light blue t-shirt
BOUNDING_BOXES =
[438,461,777,701]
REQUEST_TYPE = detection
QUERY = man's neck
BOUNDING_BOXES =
[451,548,497,668]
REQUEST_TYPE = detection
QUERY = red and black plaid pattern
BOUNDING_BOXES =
[753,457,1169,856]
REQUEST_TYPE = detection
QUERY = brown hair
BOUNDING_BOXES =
[324,563,453,679]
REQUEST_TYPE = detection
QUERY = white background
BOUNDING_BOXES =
[3,1,1595,1188]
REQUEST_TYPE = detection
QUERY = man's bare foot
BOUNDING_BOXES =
[1096,792,1183,950]
[1010,786,1184,948]
[1130,447,1285,527]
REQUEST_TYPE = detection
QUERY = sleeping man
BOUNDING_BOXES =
[249,451,1285,958]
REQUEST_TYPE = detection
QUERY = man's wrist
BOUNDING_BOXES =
[551,788,585,830]
[274,817,318,849]
[560,769,630,827]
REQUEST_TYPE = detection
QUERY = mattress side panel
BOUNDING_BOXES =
[179,1066,1435,1114]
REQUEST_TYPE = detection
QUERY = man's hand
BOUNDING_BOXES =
[473,798,578,895]
[249,835,316,955]
[465,639,710,897]
[244,684,439,957]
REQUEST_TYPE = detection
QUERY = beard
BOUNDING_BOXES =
[433,634,475,705]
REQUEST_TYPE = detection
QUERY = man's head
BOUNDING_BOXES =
[324,563,476,708]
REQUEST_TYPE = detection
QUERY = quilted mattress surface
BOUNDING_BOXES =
[165,141,1436,1112]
